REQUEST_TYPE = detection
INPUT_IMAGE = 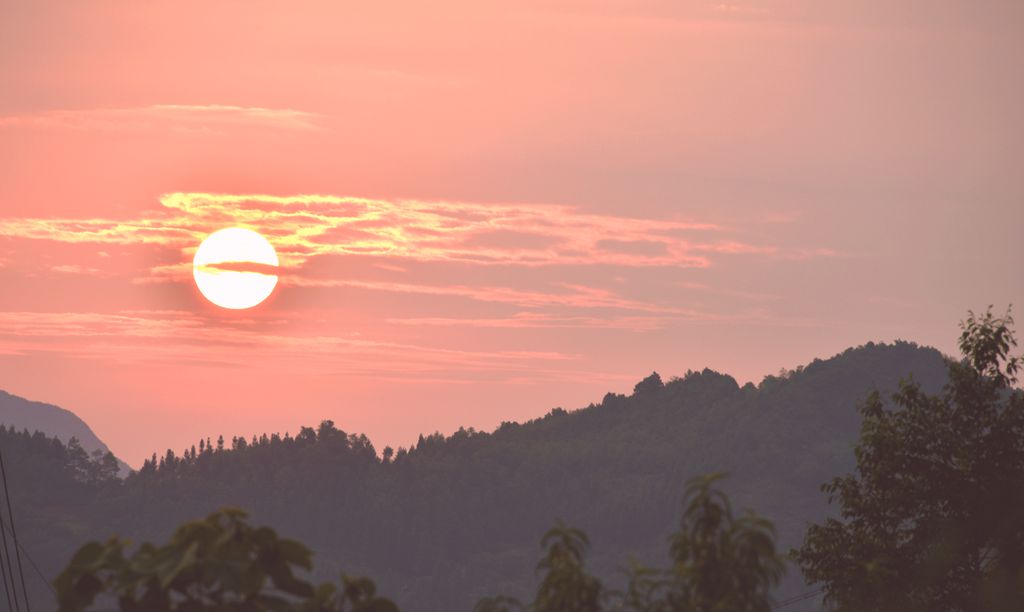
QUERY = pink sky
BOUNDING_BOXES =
[1,1,1022,466]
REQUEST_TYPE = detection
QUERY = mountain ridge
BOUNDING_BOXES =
[0,389,130,475]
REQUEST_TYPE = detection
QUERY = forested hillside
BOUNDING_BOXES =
[1,341,949,611]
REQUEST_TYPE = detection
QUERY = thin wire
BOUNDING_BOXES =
[0,524,12,612]
[0,451,29,612]
[0,524,54,599]
[0,471,17,612]
[772,587,824,609]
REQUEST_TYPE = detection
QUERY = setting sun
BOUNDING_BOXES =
[192,227,279,309]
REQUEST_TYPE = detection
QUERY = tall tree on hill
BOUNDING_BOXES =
[794,307,1024,611]
[660,473,784,612]
[533,522,604,612]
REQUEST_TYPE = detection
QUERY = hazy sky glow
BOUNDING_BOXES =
[1,1,1022,466]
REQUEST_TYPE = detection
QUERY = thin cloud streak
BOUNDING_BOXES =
[0,105,324,132]
[384,307,820,331]
[285,278,686,313]
[51,264,105,275]
[387,313,681,331]
[0,311,582,381]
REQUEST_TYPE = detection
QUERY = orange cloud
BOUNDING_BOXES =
[0,193,824,287]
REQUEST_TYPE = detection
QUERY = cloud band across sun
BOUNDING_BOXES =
[0,192,831,282]
[0,192,836,388]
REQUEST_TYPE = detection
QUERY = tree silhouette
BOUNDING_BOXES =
[659,473,784,612]
[532,522,604,612]
[633,372,664,397]
[794,307,1024,611]
[471,521,604,612]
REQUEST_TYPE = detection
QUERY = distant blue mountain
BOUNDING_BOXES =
[0,390,130,475]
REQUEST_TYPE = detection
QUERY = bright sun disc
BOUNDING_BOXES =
[193,228,279,309]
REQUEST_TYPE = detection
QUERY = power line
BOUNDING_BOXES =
[772,587,824,609]
[0,477,19,612]
[0,450,28,612]
[0,524,54,599]
[0,522,13,612]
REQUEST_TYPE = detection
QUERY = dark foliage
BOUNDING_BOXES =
[794,308,1024,611]
[55,507,397,612]
[478,473,784,612]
